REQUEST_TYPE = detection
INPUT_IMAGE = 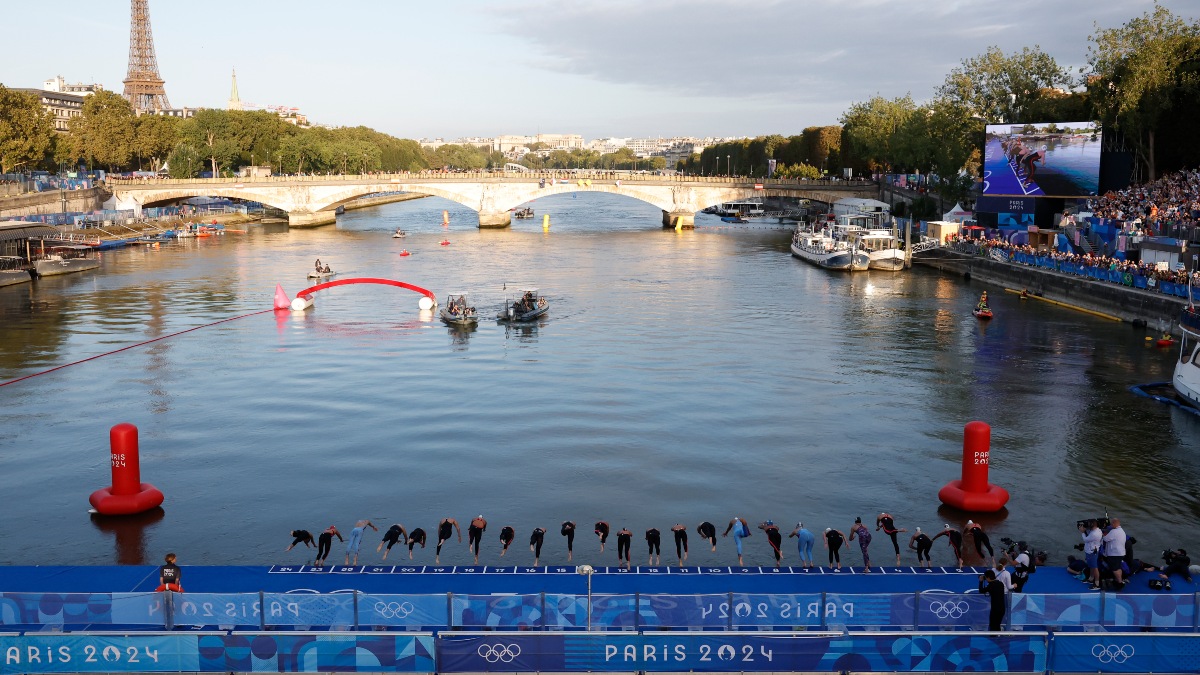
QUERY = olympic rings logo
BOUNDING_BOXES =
[477,643,522,663]
[927,600,970,619]
[373,601,415,619]
[1092,644,1134,664]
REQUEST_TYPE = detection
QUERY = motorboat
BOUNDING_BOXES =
[973,307,993,320]
[720,216,750,224]
[392,229,407,238]
[498,288,549,322]
[513,207,535,219]
[714,200,765,218]
[32,245,100,277]
[845,218,905,271]
[440,292,479,327]
[307,267,336,279]
[0,256,31,288]
[789,223,868,271]
[1173,305,1200,408]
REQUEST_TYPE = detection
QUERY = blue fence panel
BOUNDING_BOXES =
[1010,593,1101,628]
[357,594,448,628]
[590,594,639,630]
[451,593,544,629]
[173,593,261,627]
[0,634,197,673]
[641,594,729,628]
[1103,594,1195,629]
[730,593,824,628]
[1134,275,1148,289]
[195,633,436,673]
[1051,634,1200,673]
[0,592,114,626]
[109,592,166,626]
[261,593,355,627]
[915,593,991,629]
[825,593,915,628]
[825,633,1046,673]
[543,593,588,629]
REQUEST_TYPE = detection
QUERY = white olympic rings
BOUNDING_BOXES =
[1092,644,1134,664]
[928,600,970,619]
[477,643,522,663]
[373,601,415,619]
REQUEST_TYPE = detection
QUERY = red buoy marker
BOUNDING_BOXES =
[89,423,164,516]
[938,421,1009,512]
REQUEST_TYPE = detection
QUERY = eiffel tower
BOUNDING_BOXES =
[122,0,171,113]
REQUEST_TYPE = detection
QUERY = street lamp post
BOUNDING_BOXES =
[576,565,594,631]
[727,155,731,177]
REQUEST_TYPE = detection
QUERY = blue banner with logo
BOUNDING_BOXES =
[193,633,435,673]
[1011,593,1101,628]
[543,593,588,629]
[1051,634,1200,673]
[261,593,355,627]
[730,593,824,627]
[172,593,261,627]
[915,592,990,628]
[0,634,196,673]
[358,594,448,628]
[451,593,544,629]
[1104,593,1195,629]
[641,594,729,628]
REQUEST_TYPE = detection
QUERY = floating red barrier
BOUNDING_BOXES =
[89,423,164,516]
[937,421,1009,512]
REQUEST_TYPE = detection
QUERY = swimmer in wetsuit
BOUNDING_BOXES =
[671,524,689,566]
[314,525,343,567]
[723,517,751,566]
[910,528,933,568]
[407,528,427,559]
[931,524,964,570]
[824,527,846,570]
[561,521,576,562]
[759,520,784,568]
[468,516,487,564]
[965,520,995,566]
[345,519,378,565]
[849,517,872,571]
[529,527,546,566]
[646,528,662,566]
[697,521,717,551]
[435,518,461,564]
[377,524,408,560]
[594,521,610,552]
[499,526,515,556]
[286,529,315,552]
[616,527,633,568]
[876,513,908,565]
[789,522,815,568]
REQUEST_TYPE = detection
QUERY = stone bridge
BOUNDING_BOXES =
[107,172,879,228]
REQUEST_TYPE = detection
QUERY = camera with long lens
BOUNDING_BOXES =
[1075,516,1111,530]
[1163,549,1178,563]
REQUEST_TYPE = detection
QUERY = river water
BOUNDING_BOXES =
[0,193,1196,569]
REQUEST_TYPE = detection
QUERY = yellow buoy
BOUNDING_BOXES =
[442,210,449,225]
[542,214,550,230]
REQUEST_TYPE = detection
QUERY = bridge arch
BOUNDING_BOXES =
[136,188,295,213]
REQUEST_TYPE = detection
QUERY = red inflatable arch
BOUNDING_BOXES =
[294,277,436,300]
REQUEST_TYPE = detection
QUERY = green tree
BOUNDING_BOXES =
[279,131,324,174]
[67,89,136,171]
[166,143,202,178]
[840,95,916,171]
[0,85,54,174]
[1086,4,1200,180]
[936,45,1072,123]
[133,113,181,172]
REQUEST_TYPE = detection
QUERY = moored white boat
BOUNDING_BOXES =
[855,228,906,271]
[0,256,31,287]
[790,223,868,271]
[1174,306,1200,408]
[307,269,336,279]
[440,292,479,327]
[33,245,99,277]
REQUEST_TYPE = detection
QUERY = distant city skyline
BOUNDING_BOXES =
[2,0,1193,139]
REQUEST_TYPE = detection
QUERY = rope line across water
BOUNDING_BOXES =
[0,308,274,388]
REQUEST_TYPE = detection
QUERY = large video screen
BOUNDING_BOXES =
[982,121,1101,197]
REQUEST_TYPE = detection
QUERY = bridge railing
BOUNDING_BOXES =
[105,172,874,189]
[1,590,1195,633]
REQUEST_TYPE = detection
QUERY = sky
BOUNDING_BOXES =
[2,0,1195,141]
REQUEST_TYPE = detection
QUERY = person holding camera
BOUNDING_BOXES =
[1102,518,1127,589]
[1160,549,1193,583]
[1078,520,1103,590]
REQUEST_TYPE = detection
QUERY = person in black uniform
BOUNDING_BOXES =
[646,528,662,566]
[499,526,516,557]
[823,527,846,570]
[377,524,408,560]
[697,521,717,551]
[436,518,461,564]
[407,528,427,559]
[671,524,689,566]
[157,552,182,592]
[314,525,343,567]
[616,527,633,568]
[909,528,933,568]
[980,569,1006,630]
[966,520,995,567]
[529,527,546,566]
[594,521,610,552]
[931,524,965,570]
[561,521,576,562]
[286,530,315,552]
[759,520,784,568]
[876,513,908,565]
[468,516,487,564]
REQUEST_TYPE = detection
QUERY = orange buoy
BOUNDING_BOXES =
[937,421,1009,512]
[399,250,411,257]
[440,240,450,246]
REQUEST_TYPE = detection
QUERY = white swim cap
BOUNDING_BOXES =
[825,528,831,533]
[967,520,974,525]
[944,524,951,530]
[797,522,803,528]
[916,527,921,533]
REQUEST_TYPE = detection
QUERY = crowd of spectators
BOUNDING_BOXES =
[1087,167,1200,239]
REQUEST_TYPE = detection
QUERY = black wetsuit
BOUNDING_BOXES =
[646,528,661,557]
[594,522,610,545]
[468,521,485,556]
[764,525,782,562]
[968,524,994,559]
[290,530,314,549]
[617,530,632,562]
[500,526,515,552]
[697,522,716,547]
[530,528,546,558]
[914,533,932,562]
[672,526,688,559]
[381,525,405,550]
[408,528,426,552]
[825,530,844,565]
[316,530,341,563]
[561,521,575,553]
[936,529,964,563]
[437,521,454,555]
[877,516,901,555]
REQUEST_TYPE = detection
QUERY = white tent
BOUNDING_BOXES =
[943,203,973,224]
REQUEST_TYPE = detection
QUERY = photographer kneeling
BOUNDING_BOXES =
[1160,549,1193,584]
